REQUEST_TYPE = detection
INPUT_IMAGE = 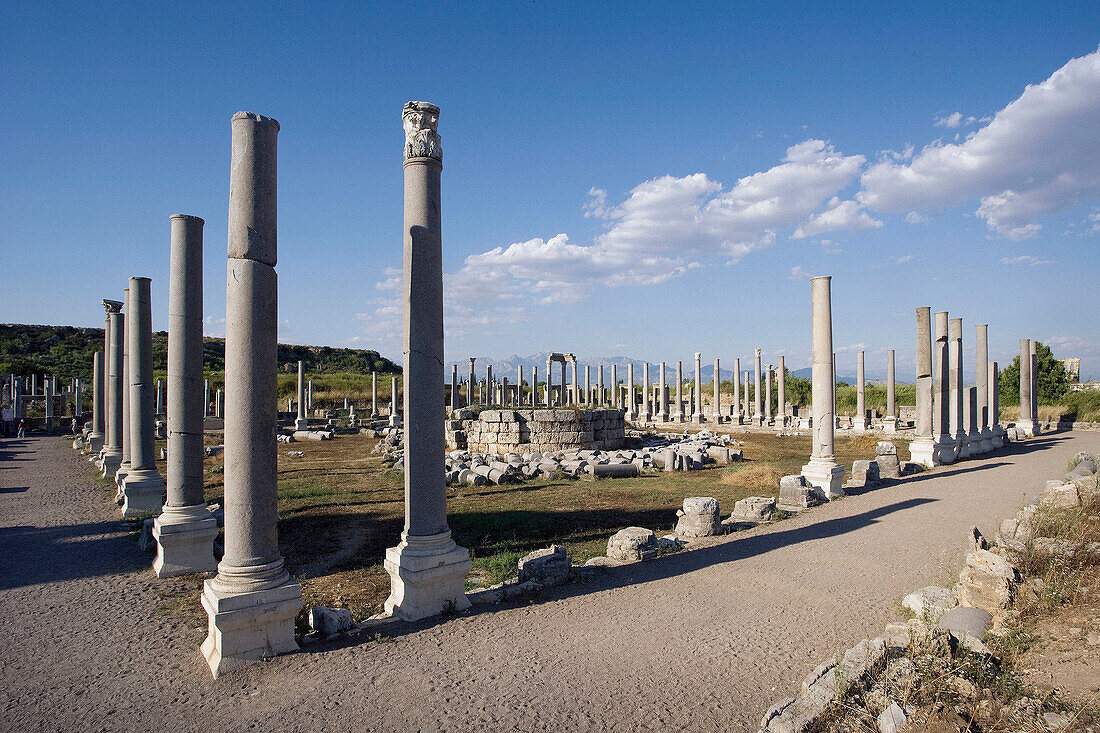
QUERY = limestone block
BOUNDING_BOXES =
[308,606,354,635]
[958,549,1019,614]
[730,496,776,523]
[848,459,880,488]
[517,545,571,587]
[606,527,658,562]
[778,474,825,511]
[876,452,902,479]
[1040,483,1081,509]
[902,585,956,621]
[675,496,722,537]
[937,606,992,652]
[875,441,897,455]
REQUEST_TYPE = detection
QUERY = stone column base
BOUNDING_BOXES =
[977,428,994,453]
[991,426,1005,449]
[800,458,845,499]
[934,436,958,464]
[100,452,122,479]
[114,464,131,489]
[120,469,166,517]
[384,531,471,622]
[200,575,302,678]
[966,430,982,456]
[908,438,937,468]
[294,418,309,430]
[153,505,219,577]
[955,432,970,459]
[388,415,402,427]
[882,417,897,434]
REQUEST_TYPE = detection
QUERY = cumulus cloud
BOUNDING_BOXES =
[999,255,1053,266]
[792,197,882,239]
[789,265,811,279]
[934,112,965,128]
[860,46,1100,238]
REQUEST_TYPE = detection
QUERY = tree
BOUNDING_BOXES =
[998,341,1069,404]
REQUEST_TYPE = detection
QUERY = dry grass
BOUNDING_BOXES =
[720,461,783,489]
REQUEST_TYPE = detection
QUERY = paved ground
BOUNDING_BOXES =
[1,430,1096,731]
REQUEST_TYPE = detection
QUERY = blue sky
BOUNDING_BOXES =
[3,2,1098,379]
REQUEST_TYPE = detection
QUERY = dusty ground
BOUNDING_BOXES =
[0,430,1096,731]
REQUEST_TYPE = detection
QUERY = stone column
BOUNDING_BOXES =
[204,379,210,417]
[932,312,956,463]
[753,349,763,425]
[486,364,493,404]
[743,370,751,420]
[215,389,223,419]
[307,380,313,411]
[611,364,618,409]
[1030,340,1040,434]
[570,361,577,405]
[155,378,163,416]
[642,362,651,421]
[545,358,552,407]
[383,101,469,622]
[201,111,301,678]
[776,355,786,428]
[675,361,684,422]
[120,276,166,517]
[1018,339,1035,436]
[692,352,702,423]
[883,350,897,433]
[910,309,935,467]
[989,362,1004,447]
[450,364,458,413]
[87,351,105,453]
[800,276,844,497]
[154,214,217,577]
[949,318,967,457]
[596,365,603,407]
[465,359,474,408]
[99,299,124,477]
[390,376,400,426]
[975,325,991,451]
[530,366,537,406]
[371,371,378,417]
[734,357,742,424]
[294,361,307,430]
[965,387,978,456]
[43,376,54,429]
[855,351,867,433]
[659,362,668,421]
[765,364,773,425]
[711,357,721,422]
[115,286,132,490]
[627,363,635,418]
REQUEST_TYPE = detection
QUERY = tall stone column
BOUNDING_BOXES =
[120,276,166,516]
[201,111,301,678]
[486,364,494,405]
[642,362,651,421]
[855,351,867,433]
[989,362,1004,447]
[390,376,400,426]
[530,366,537,406]
[154,214,217,577]
[765,364,773,425]
[384,101,469,622]
[307,380,313,411]
[884,349,897,433]
[711,358,721,422]
[204,379,210,417]
[295,361,307,430]
[933,312,956,463]
[571,361,578,405]
[371,371,379,417]
[949,318,967,457]
[611,364,618,409]
[734,357,742,424]
[43,376,54,429]
[693,352,702,423]
[627,363,635,417]
[675,361,684,422]
[1018,339,1035,437]
[1030,340,1040,434]
[753,349,763,425]
[87,351,105,453]
[466,359,475,408]
[154,378,163,416]
[801,276,844,496]
[99,299,124,477]
[776,355,786,428]
[545,358,552,407]
[964,387,978,455]
[597,365,604,407]
[975,325,992,452]
[659,362,668,421]
[115,287,133,491]
[743,370,751,420]
[450,364,459,413]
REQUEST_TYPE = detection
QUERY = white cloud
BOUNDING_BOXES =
[934,112,964,128]
[999,255,1053,266]
[792,197,882,239]
[905,211,926,224]
[892,254,914,265]
[789,265,811,279]
[583,188,610,219]
[860,46,1100,238]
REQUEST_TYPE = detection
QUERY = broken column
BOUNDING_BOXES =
[884,349,897,433]
[800,276,844,497]
[384,101,469,621]
[711,357,721,422]
[99,299,124,478]
[855,350,867,433]
[989,362,1004,447]
[765,363,773,425]
[87,351,105,453]
[1017,339,1035,437]
[201,111,301,678]
[120,276,167,516]
[693,352,703,423]
[1030,340,1040,434]
[753,348,763,425]
[154,214,217,577]
[642,361,651,421]
[659,362,668,421]
[975,325,992,452]
[674,360,684,422]
[294,361,307,430]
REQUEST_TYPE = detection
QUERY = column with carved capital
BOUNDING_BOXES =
[99,299,125,477]
[384,102,470,621]
[800,276,844,497]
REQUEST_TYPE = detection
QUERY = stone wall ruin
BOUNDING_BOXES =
[447,408,625,454]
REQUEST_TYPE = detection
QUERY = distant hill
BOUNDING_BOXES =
[0,323,399,381]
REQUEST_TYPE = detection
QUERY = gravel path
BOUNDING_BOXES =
[1,431,1096,731]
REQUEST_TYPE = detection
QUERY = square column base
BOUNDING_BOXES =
[1014,420,1035,438]
[384,532,471,622]
[934,437,958,464]
[800,459,846,499]
[114,464,131,490]
[294,418,309,430]
[200,576,302,678]
[100,452,122,479]
[908,438,937,468]
[153,507,218,577]
[120,470,166,518]
[991,426,1005,449]
[882,417,898,434]
[977,428,994,453]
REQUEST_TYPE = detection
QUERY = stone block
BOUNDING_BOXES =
[958,549,1018,614]
[937,606,992,652]
[848,459,880,488]
[309,606,354,635]
[607,527,658,561]
[1040,483,1081,508]
[902,585,956,621]
[730,496,776,523]
[778,474,825,511]
[675,496,722,537]
[517,545,571,587]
